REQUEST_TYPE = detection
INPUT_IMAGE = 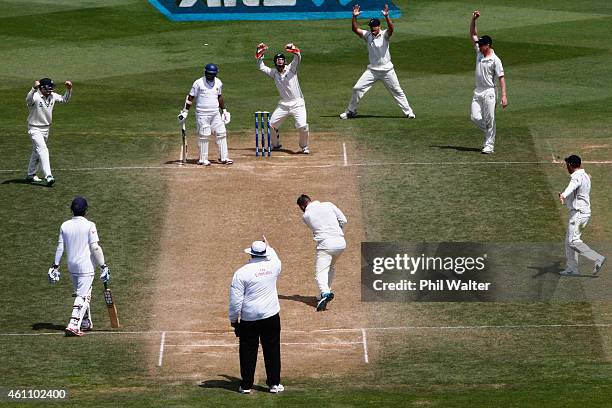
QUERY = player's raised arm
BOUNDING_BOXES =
[352,4,365,37]
[470,10,480,45]
[256,43,274,77]
[285,43,301,72]
[57,80,72,103]
[382,4,393,37]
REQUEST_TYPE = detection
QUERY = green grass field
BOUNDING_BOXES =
[1,0,611,406]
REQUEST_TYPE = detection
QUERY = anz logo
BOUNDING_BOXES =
[149,0,401,21]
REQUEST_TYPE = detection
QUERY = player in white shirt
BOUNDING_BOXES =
[25,78,72,186]
[297,194,347,311]
[558,155,606,276]
[340,4,415,120]
[256,42,310,154]
[48,197,110,337]
[178,64,233,166]
[470,11,508,154]
[229,236,284,394]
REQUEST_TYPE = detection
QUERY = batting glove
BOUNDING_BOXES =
[48,265,60,284]
[222,109,231,125]
[177,109,188,123]
[99,264,110,283]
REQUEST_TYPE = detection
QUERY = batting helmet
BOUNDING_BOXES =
[204,63,219,77]
[39,78,55,92]
[71,197,88,216]
[273,53,286,65]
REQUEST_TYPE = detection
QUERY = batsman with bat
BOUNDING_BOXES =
[49,197,113,336]
[178,63,233,166]
[256,42,310,154]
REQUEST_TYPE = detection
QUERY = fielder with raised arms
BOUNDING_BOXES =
[25,78,72,186]
[340,4,415,119]
[256,42,310,154]
[469,10,508,154]
[178,64,233,166]
[48,197,110,337]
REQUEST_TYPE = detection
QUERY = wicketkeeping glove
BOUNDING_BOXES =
[256,43,268,59]
[285,43,301,54]
[99,264,110,283]
[222,109,231,125]
[48,265,60,284]
[177,109,188,123]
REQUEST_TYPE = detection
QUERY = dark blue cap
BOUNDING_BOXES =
[71,197,88,215]
[368,18,381,27]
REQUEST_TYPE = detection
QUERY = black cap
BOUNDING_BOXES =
[564,155,581,167]
[273,53,286,63]
[368,18,381,27]
[71,197,88,216]
[477,35,492,46]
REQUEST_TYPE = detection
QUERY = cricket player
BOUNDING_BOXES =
[48,197,110,337]
[25,78,72,186]
[558,155,606,276]
[469,10,508,154]
[178,64,233,166]
[229,236,284,394]
[297,195,347,311]
[340,4,415,120]
[256,42,310,154]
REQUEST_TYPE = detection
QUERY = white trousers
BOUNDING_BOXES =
[315,247,345,294]
[270,99,309,149]
[347,68,414,116]
[196,112,229,161]
[565,211,604,272]
[68,274,94,330]
[471,89,497,150]
[27,126,52,178]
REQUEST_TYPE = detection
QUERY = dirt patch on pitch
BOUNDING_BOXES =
[148,132,377,382]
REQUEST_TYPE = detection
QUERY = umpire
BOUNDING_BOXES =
[229,236,284,394]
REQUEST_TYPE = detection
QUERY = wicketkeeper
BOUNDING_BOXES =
[256,42,310,154]
[49,197,110,337]
[178,64,233,166]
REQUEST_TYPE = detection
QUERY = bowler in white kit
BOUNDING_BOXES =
[297,194,347,311]
[48,197,110,337]
[25,78,72,186]
[256,42,310,154]
[558,155,606,276]
[340,4,415,119]
[178,63,233,166]
[469,11,508,154]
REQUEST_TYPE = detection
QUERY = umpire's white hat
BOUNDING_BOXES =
[244,241,268,257]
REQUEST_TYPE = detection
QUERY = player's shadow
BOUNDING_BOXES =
[231,147,301,155]
[32,322,65,331]
[279,294,318,308]
[2,179,52,187]
[163,159,199,165]
[198,375,268,393]
[429,145,482,152]
[320,114,401,119]
[528,261,598,279]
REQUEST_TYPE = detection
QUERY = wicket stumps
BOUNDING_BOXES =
[255,111,271,157]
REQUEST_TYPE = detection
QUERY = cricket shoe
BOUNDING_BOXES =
[220,159,234,165]
[406,113,416,119]
[65,327,84,337]
[593,257,606,275]
[81,318,93,331]
[316,292,334,311]
[339,111,357,119]
[559,269,579,276]
[269,384,284,394]
[238,386,251,394]
[25,175,42,182]
[481,147,494,154]
[299,146,310,155]
[272,144,283,151]
[197,160,211,166]
[45,175,55,186]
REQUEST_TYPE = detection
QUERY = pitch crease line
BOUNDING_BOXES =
[165,341,363,347]
[343,142,348,166]
[157,331,166,367]
[361,328,369,364]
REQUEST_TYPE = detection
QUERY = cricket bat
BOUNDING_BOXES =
[180,122,187,164]
[103,281,120,328]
